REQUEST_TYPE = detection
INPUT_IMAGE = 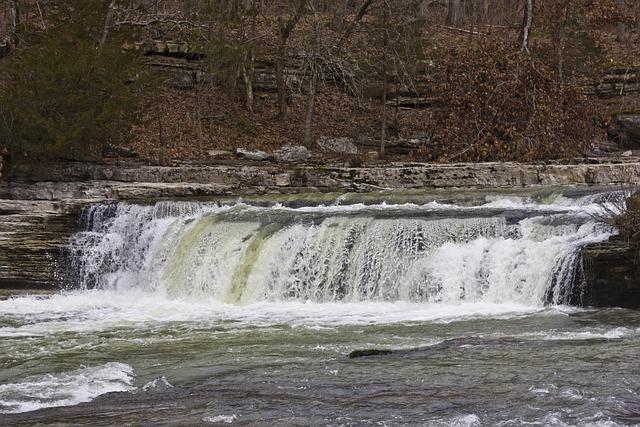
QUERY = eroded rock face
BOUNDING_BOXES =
[4,160,640,201]
[317,136,358,155]
[272,145,311,163]
[595,67,640,98]
[0,201,81,288]
[581,238,640,309]
[609,114,640,150]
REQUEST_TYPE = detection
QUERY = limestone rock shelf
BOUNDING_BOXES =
[0,201,82,288]
[3,159,640,201]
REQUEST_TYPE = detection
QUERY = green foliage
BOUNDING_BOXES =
[0,0,145,161]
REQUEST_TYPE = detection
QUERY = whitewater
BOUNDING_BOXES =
[1,191,639,426]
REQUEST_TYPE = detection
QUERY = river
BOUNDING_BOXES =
[1,190,639,426]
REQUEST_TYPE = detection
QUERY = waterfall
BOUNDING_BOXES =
[68,197,611,306]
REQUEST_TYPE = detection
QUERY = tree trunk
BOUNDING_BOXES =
[332,0,348,30]
[275,0,307,121]
[242,0,258,113]
[11,0,20,47]
[100,0,117,45]
[447,0,465,27]
[303,62,318,148]
[276,37,287,119]
[380,1,389,158]
[483,0,490,24]
[555,0,571,82]
[242,60,254,113]
[519,0,534,54]
[616,0,627,43]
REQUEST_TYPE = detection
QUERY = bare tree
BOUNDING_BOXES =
[303,8,321,147]
[380,0,389,158]
[241,0,261,112]
[519,0,533,54]
[616,0,627,43]
[100,0,117,45]
[447,0,465,27]
[276,0,308,120]
[11,0,19,47]
[303,0,377,147]
[554,0,572,81]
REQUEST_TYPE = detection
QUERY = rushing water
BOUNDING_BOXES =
[1,191,640,426]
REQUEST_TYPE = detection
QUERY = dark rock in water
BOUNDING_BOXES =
[581,238,640,309]
[609,114,640,150]
[348,349,393,359]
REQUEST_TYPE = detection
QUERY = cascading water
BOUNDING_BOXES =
[7,191,640,425]
[68,195,612,307]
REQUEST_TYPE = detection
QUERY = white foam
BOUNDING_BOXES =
[517,327,635,341]
[0,290,543,336]
[428,414,481,427]
[142,376,173,391]
[0,362,135,414]
[203,414,237,424]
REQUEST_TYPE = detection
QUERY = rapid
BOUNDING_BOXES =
[1,190,639,426]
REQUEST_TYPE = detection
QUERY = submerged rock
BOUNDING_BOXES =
[348,349,393,359]
[272,145,311,163]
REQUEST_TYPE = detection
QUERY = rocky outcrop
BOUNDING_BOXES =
[4,159,640,201]
[317,136,358,155]
[235,148,270,161]
[0,201,82,288]
[355,134,430,155]
[594,66,640,98]
[272,145,311,163]
[609,114,640,150]
[581,238,640,309]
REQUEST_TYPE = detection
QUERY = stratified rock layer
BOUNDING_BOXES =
[3,158,640,293]
[0,201,81,287]
[3,158,640,201]
[582,238,640,309]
